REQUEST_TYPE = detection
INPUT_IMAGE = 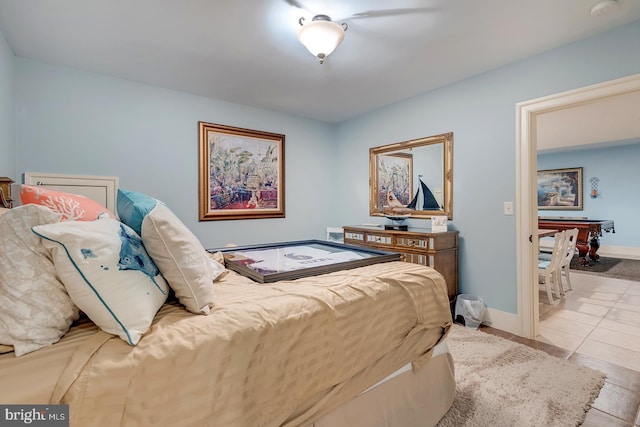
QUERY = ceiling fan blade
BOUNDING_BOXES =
[347,7,435,20]
[283,0,313,13]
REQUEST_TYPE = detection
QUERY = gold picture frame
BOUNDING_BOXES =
[369,132,453,220]
[376,152,413,210]
[198,122,285,221]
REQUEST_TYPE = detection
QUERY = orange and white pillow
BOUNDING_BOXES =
[20,185,116,221]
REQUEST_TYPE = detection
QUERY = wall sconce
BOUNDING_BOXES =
[297,15,348,64]
[589,177,599,198]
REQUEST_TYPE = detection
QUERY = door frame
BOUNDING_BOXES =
[515,73,640,338]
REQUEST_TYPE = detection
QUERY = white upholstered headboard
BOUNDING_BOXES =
[20,172,119,213]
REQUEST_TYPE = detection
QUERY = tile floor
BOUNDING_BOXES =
[537,271,640,373]
[479,269,640,426]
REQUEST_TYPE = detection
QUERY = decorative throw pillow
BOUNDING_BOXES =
[117,189,224,315]
[20,184,116,221]
[0,204,79,356]
[33,216,169,345]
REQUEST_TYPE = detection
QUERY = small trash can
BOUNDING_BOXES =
[454,294,487,329]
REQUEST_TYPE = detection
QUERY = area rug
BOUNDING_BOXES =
[570,255,621,272]
[436,325,605,427]
[570,255,640,281]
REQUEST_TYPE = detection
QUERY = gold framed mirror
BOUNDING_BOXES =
[369,132,453,220]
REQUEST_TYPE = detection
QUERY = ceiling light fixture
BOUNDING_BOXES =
[590,0,618,16]
[297,15,348,64]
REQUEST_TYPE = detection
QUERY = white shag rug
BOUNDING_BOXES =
[437,324,605,427]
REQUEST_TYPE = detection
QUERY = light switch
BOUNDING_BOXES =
[504,201,514,215]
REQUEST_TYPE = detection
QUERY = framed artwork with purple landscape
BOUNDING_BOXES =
[198,122,285,221]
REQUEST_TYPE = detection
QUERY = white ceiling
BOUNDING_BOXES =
[537,89,640,152]
[0,0,639,148]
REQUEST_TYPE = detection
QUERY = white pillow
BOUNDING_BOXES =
[117,189,224,315]
[33,216,169,345]
[0,205,79,356]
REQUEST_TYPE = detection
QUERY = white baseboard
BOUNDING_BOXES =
[539,242,640,260]
[481,307,519,335]
[597,245,640,260]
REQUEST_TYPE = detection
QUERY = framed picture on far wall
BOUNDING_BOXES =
[537,167,583,210]
[198,122,285,221]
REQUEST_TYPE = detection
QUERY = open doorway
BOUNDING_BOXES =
[515,73,640,339]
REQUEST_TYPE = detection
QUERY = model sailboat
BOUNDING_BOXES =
[385,175,441,214]
[408,176,440,210]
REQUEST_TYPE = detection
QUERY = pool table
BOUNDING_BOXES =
[538,217,615,265]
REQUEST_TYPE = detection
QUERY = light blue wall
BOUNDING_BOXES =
[14,59,339,248]
[9,20,640,316]
[538,141,640,248]
[336,20,640,314]
[0,29,14,178]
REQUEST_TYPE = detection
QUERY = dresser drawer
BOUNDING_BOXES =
[403,252,432,266]
[397,237,430,250]
[344,231,364,241]
[366,233,392,245]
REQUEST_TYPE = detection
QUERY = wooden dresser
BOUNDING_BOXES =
[0,177,13,208]
[342,225,459,303]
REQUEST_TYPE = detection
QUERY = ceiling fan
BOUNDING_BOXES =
[284,0,434,64]
[284,0,433,21]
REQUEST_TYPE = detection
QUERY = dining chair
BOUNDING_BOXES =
[558,228,579,294]
[538,230,566,305]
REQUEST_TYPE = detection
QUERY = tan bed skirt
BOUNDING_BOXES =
[311,342,455,427]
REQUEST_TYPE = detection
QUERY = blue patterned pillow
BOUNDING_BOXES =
[33,216,169,345]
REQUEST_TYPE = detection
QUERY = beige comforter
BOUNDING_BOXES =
[0,261,451,427]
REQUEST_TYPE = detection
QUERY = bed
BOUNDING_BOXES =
[0,176,455,427]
